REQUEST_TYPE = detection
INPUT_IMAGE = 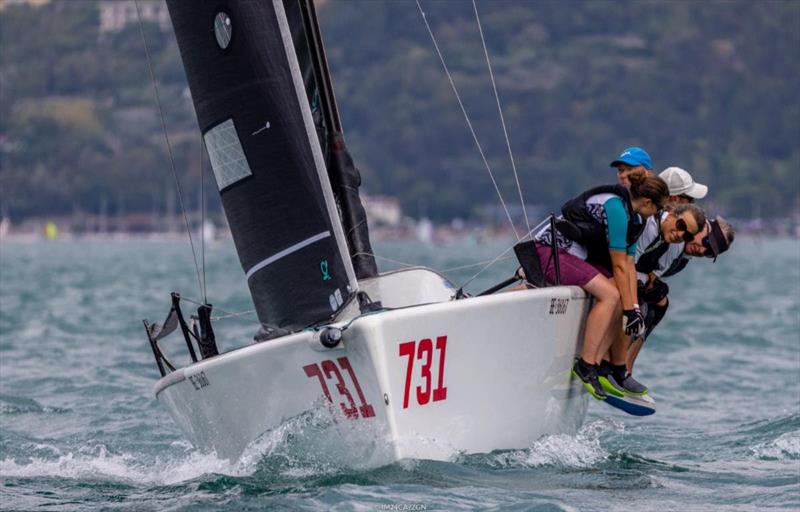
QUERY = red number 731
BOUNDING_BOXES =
[303,357,375,419]
[399,336,448,409]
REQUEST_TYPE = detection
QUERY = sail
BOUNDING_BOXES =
[166,0,359,331]
[283,0,378,279]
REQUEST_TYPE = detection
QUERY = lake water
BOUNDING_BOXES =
[1,237,798,511]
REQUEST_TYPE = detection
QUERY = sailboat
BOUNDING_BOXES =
[146,0,589,463]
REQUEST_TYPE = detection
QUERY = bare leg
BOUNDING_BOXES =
[626,295,668,371]
[581,274,621,365]
[609,328,630,366]
[626,336,644,371]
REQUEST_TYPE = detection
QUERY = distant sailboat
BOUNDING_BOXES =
[146,0,589,463]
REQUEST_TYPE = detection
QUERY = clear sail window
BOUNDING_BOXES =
[214,12,232,50]
[204,119,252,191]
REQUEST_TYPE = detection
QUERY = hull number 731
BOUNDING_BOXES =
[303,357,376,419]
[399,336,448,409]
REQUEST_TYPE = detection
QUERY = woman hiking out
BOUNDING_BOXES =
[532,169,670,399]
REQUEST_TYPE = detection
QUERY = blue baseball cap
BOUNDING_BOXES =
[610,147,653,170]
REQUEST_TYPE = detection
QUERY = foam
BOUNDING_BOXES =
[1,400,398,485]
[237,400,396,475]
[751,430,800,460]
[0,444,240,485]
[489,418,623,469]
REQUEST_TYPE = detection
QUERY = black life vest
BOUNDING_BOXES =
[559,184,645,271]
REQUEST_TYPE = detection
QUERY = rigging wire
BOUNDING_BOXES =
[415,0,520,241]
[457,216,550,289]
[351,213,547,290]
[135,0,204,301]
[352,251,515,274]
[200,138,207,304]
[472,0,531,239]
[178,295,256,321]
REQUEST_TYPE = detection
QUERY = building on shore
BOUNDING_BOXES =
[99,0,170,34]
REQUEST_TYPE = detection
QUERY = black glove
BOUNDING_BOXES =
[623,308,645,336]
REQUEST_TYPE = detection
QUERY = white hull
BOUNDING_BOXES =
[155,269,590,463]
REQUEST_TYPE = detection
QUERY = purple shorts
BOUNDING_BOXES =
[535,242,612,287]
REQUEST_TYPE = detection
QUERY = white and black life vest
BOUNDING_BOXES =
[635,213,671,275]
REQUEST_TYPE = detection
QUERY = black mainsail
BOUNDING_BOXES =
[166,0,375,331]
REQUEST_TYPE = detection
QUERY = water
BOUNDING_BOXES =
[1,236,798,511]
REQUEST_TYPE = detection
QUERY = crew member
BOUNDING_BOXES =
[532,169,670,399]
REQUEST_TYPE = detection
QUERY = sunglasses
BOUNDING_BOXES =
[675,218,697,243]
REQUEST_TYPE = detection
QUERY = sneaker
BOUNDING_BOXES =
[620,373,649,396]
[597,361,625,398]
[572,359,606,400]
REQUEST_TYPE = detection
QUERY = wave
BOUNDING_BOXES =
[0,394,69,415]
[0,443,239,486]
[750,431,800,461]
[238,400,396,477]
[457,418,624,469]
[0,402,395,486]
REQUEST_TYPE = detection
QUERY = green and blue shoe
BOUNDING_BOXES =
[572,359,606,400]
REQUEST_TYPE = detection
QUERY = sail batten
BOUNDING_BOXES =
[245,231,331,280]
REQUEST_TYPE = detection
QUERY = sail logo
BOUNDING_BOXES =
[328,288,343,311]
[320,260,331,281]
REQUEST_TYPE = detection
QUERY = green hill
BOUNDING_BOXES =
[1,0,798,222]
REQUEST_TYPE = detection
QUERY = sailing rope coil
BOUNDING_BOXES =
[415,0,520,241]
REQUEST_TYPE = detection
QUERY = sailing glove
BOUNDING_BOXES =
[623,308,645,336]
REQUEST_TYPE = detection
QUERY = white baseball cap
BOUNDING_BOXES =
[658,167,708,199]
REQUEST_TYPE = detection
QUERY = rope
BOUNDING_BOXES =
[135,0,204,300]
[415,0,520,241]
[472,0,531,238]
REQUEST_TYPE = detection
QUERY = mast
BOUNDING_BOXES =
[289,0,378,279]
[166,0,360,332]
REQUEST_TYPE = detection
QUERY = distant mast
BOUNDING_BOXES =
[166,0,370,331]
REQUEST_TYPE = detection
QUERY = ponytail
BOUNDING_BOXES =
[629,169,669,209]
